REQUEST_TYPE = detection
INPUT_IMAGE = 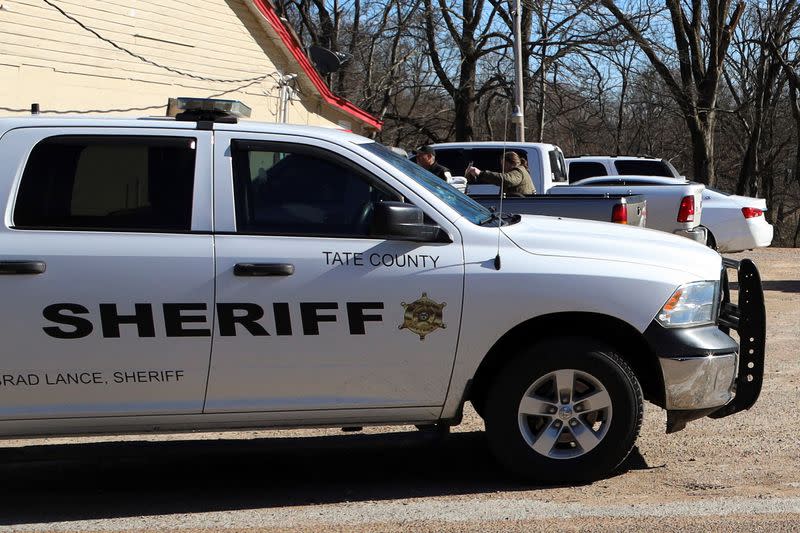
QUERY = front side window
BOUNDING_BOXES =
[361,142,493,225]
[14,136,197,231]
[231,142,399,236]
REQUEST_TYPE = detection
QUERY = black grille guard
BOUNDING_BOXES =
[710,258,766,418]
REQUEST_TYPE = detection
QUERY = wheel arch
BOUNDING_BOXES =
[468,312,664,416]
[702,226,717,250]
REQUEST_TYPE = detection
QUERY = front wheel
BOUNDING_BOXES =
[484,337,643,482]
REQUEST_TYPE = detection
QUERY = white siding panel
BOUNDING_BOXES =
[0,0,357,130]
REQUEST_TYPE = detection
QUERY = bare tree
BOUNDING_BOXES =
[725,1,800,201]
[599,0,745,186]
[764,4,800,188]
[421,0,510,140]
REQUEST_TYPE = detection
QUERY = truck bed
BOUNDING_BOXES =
[471,194,647,226]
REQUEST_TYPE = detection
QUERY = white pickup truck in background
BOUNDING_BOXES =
[431,143,705,243]
[566,156,774,252]
[0,99,766,483]
[430,141,569,194]
[551,176,707,244]
[566,155,681,182]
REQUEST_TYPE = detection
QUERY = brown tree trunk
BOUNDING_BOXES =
[533,7,547,142]
[614,75,627,155]
[454,61,477,140]
[736,129,761,196]
[687,116,716,186]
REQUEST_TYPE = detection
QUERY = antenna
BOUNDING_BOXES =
[494,102,510,271]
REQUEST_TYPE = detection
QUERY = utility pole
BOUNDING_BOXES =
[278,73,298,123]
[511,0,525,141]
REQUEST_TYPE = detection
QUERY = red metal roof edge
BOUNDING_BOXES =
[250,0,382,131]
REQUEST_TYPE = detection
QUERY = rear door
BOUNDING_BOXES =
[204,133,465,415]
[0,127,214,419]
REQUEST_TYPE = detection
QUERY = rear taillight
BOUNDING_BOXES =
[677,195,695,222]
[742,207,763,218]
[612,203,628,224]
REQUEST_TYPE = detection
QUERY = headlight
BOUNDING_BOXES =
[657,281,719,327]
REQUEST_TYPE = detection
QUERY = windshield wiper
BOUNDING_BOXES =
[478,208,506,226]
[479,212,502,226]
[479,211,521,226]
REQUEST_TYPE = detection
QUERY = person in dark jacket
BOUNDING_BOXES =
[414,145,452,181]
[466,151,536,195]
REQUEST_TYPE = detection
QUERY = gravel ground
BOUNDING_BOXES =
[1,247,799,531]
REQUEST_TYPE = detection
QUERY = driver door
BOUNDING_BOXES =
[204,133,465,416]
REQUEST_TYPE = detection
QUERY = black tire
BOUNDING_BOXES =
[484,337,643,482]
[705,228,717,250]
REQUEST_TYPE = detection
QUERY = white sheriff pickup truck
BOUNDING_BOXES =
[0,99,766,481]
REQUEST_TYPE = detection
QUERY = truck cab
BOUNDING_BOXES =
[566,155,682,182]
[429,142,569,193]
[0,100,765,482]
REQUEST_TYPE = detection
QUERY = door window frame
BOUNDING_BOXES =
[213,132,462,243]
[4,127,213,234]
[228,139,405,239]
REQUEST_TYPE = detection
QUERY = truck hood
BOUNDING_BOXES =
[503,215,721,279]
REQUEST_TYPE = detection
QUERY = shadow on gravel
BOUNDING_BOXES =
[730,280,800,293]
[0,431,649,524]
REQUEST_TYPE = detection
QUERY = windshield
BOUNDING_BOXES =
[361,142,493,225]
[549,149,568,182]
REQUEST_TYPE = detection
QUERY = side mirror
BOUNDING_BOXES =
[370,202,450,242]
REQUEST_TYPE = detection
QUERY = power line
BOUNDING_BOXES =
[0,104,165,114]
[42,0,270,84]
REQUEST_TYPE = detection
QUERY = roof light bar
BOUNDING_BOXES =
[167,97,252,123]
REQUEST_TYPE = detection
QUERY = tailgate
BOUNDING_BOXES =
[623,195,647,227]
[690,183,705,225]
[471,194,646,225]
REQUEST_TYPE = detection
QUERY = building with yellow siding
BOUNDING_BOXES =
[0,0,381,134]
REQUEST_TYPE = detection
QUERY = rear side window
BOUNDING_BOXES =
[568,162,607,182]
[432,149,468,174]
[434,148,528,176]
[14,136,197,231]
[614,160,675,177]
[471,149,528,172]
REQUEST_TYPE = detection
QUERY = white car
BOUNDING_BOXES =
[565,156,774,252]
[702,189,774,252]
